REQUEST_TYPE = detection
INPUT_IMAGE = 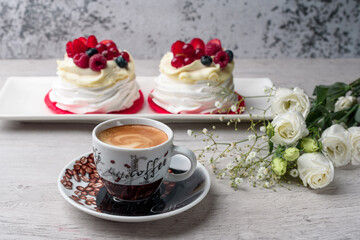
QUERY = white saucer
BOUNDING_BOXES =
[58,152,211,222]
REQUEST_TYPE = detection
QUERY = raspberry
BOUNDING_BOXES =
[72,39,87,55]
[184,57,194,66]
[189,38,205,50]
[89,54,107,71]
[109,47,120,57]
[171,56,185,68]
[194,48,205,60]
[205,42,222,56]
[119,51,130,62]
[208,38,222,47]
[214,51,230,68]
[171,40,185,56]
[66,41,73,58]
[73,53,89,68]
[101,50,113,60]
[86,35,98,48]
[95,43,107,54]
[182,44,194,58]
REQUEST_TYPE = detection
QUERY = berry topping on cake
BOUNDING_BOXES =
[65,36,130,70]
[171,56,185,68]
[169,38,233,68]
[214,51,230,68]
[115,56,128,68]
[66,41,74,58]
[95,43,107,54]
[182,44,194,58]
[184,57,194,65]
[171,40,185,56]
[189,38,205,50]
[119,51,130,62]
[194,48,205,60]
[205,42,222,56]
[73,53,90,68]
[72,39,88,55]
[101,40,117,50]
[225,50,234,62]
[89,54,107,71]
[201,55,212,66]
[109,47,120,58]
[101,50,113,60]
[86,35,98,48]
[85,48,98,57]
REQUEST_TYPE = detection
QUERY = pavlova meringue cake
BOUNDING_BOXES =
[45,35,143,114]
[149,38,241,114]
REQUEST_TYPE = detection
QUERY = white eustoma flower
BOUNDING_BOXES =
[271,87,310,118]
[320,124,351,167]
[271,111,309,146]
[297,153,334,189]
[334,96,357,112]
[348,127,360,165]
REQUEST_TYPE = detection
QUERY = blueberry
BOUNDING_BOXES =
[201,55,212,66]
[225,50,234,62]
[85,48,98,57]
[115,56,128,68]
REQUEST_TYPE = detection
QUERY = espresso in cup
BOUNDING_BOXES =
[98,124,168,149]
[93,118,197,202]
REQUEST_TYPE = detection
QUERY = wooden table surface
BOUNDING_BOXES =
[0,59,360,240]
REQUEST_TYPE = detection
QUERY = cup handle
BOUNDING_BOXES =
[165,145,197,182]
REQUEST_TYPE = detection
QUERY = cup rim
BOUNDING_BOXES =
[92,117,174,151]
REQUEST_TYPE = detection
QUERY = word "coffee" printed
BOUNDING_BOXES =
[103,154,167,183]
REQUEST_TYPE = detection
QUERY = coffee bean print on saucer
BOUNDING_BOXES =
[60,153,103,212]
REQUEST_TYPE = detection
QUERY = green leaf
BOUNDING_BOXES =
[313,86,328,105]
[354,105,360,123]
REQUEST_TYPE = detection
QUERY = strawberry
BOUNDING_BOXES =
[66,41,74,58]
[78,37,87,44]
[190,38,205,50]
[72,39,87,55]
[86,35,98,48]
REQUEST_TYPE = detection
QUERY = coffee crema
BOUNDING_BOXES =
[98,124,168,149]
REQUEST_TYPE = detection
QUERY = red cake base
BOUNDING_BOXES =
[44,90,144,114]
[147,90,245,114]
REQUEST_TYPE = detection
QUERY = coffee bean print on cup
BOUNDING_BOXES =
[60,153,103,211]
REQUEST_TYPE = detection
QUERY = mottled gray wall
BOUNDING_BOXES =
[0,0,359,59]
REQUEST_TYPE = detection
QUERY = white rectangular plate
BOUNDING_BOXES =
[0,76,272,123]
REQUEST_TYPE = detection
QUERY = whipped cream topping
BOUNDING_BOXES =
[159,52,234,84]
[49,53,139,114]
[150,73,238,114]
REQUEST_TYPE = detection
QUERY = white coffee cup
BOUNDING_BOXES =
[92,117,197,201]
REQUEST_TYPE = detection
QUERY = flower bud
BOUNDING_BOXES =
[266,124,274,138]
[271,157,287,176]
[283,147,300,161]
[300,137,319,153]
